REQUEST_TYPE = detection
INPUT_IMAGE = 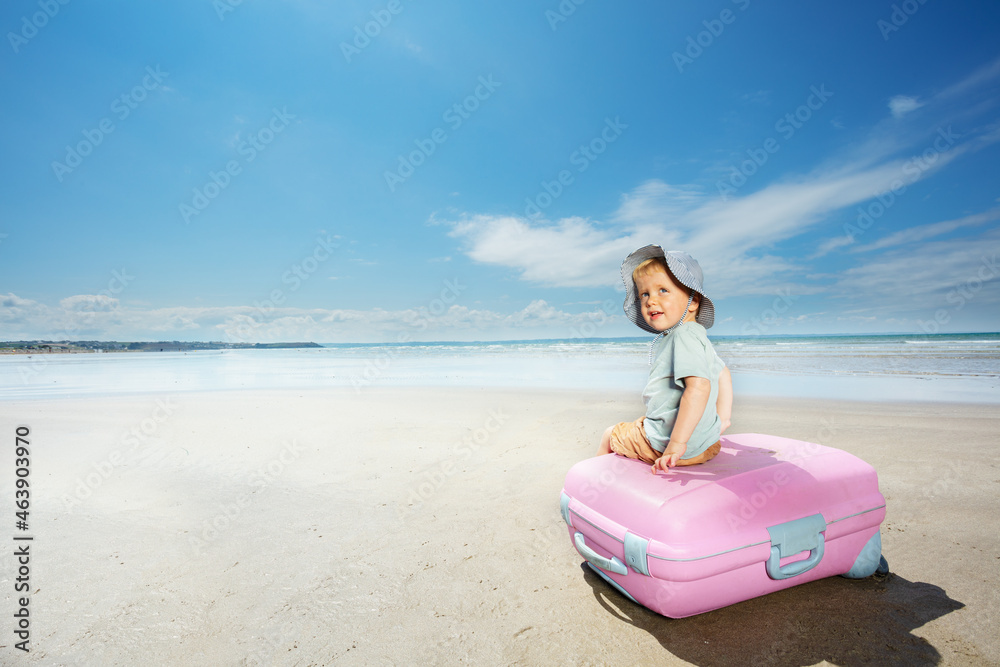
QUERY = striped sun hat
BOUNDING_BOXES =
[620,245,716,333]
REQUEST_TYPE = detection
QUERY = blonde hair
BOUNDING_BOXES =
[632,258,700,310]
[632,257,674,284]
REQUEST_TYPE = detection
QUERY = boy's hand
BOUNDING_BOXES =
[652,440,687,473]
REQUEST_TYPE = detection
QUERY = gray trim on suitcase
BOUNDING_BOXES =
[566,503,887,563]
[560,492,573,528]
[648,540,772,562]
[827,504,886,525]
[569,510,770,561]
[569,511,623,544]
[586,563,638,604]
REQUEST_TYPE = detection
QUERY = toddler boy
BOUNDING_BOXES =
[596,246,732,473]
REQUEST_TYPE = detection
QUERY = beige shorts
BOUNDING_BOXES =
[609,416,721,466]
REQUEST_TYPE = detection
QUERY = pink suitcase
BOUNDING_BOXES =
[561,433,887,618]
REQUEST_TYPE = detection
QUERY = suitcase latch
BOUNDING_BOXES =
[624,532,650,576]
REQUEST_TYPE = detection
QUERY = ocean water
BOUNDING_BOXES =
[1,333,998,403]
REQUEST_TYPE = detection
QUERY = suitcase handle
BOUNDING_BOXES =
[574,532,628,576]
[766,536,825,579]
[765,514,826,580]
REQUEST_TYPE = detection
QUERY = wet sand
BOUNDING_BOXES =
[1,388,997,665]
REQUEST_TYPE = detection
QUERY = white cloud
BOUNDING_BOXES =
[935,56,1000,102]
[830,227,1000,315]
[403,38,423,55]
[740,90,770,105]
[611,180,704,228]
[852,207,1000,253]
[443,143,974,297]
[147,314,200,332]
[810,235,855,258]
[443,58,1000,305]
[0,294,625,343]
[448,214,640,288]
[0,293,37,309]
[59,294,119,312]
[888,95,924,118]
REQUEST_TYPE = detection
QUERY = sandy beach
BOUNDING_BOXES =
[0,386,996,666]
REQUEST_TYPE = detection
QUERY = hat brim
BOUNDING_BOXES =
[621,245,715,332]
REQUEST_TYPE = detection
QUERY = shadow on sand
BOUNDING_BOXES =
[582,564,964,666]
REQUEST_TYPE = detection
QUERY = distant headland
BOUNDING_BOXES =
[0,341,322,354]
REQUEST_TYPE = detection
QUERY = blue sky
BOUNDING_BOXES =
[1,0,999,343]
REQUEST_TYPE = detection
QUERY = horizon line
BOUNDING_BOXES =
[4,331,999,348]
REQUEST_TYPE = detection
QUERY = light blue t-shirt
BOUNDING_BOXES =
[642,322,725,458]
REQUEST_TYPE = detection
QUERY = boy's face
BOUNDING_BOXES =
[635,265,699,331]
